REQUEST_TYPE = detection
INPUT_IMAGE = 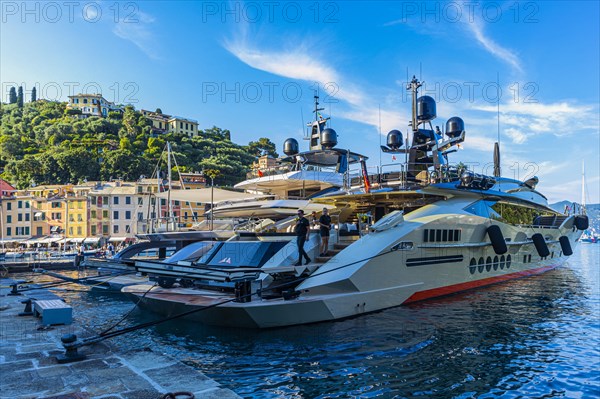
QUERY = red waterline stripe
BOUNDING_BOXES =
[402,264,559,304]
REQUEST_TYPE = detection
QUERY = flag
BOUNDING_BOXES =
[318,112,324,120]
[257,170,264,177]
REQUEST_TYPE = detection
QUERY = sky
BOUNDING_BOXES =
[1,0,599,204]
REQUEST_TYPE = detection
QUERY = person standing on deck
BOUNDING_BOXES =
[319,208,332,256]
[294,209,311,266]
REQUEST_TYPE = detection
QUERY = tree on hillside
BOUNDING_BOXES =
[31,87,37,102]
[155,108,162,114]
[246,137,279,157]
[17,86,24,107]
[9,87,17,104]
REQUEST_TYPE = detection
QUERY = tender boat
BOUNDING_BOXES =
[123,77,587,328]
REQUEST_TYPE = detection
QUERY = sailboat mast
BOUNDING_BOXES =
[167,142,173,228]
[581,160,586,210]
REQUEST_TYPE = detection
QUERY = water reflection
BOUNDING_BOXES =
[15,245,599,398]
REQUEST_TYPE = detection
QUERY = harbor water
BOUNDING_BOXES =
[13,244,599,398]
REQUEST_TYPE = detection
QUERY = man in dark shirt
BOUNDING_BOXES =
[294,209,311,266]
[319,207,332,256]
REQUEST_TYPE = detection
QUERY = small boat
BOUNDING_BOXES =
[123,76,586,328]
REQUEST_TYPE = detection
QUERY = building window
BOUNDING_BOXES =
[18,214,22,221]
[138,212,144,221]
[102,225,109,235]
[6,215,11,223]
[69,227,73,235]
[125,211,131,220]
[114,211,119,220]
[77,226,82,235]
[6,203,11,211]
[6,227,11,236]
[103,196,109,205]
[25,227,30,235]
[25,213,30,221]
[125,196,131,205]
[180,122,183,129]
[190,125,194,131]
[18,200,23,208]
[114,197,119,205]
[83,99,88,103]
[25,201,30,208]
[137,197,143,205]
[113,225,119,234]
[103,210,109,218]
[91,225,97,235]
[91,210,97,219]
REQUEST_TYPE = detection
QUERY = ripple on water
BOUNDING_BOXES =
[14,245,600,398]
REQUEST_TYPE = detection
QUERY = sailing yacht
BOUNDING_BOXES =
[123,76,588,328]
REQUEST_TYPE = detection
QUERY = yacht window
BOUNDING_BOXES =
[493,256,499,270]
[506,254,512,268]
[392,241,414,251]
[165,241,216,263]
[500,255,505,269]
[469,258,477,274]
[464,200,500,219]
[478,257,485,273]
[485,256,492,272]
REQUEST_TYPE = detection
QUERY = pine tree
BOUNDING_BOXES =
[31,87,37,102]
[9,87,17,104]
[17,86,24,107]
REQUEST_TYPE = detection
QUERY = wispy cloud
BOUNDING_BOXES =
[224,32,407,133]
[465,20,522,73]
[113,11,161,60]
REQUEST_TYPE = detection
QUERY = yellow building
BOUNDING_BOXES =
[67,94,123,118]
[0,195,32,241]
[141,110,199,137]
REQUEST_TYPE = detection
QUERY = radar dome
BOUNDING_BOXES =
[321,128,338,149]
[445,117,465,138]
[417,96,436,121]
[283,138,299,156]
[386,130,403,150]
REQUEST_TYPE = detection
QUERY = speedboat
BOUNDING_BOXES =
[123,76,587,328]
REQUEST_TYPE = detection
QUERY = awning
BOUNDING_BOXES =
[84,237,100,244]
[154,188,268,204]
[50,226,60,233]
[0,239,19,244]
[68,238,86,243]
[39,236,64,244]
[34,212,43,217]
[108,237,128,242]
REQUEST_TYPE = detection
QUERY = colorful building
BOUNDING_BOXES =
[67,94,123,118]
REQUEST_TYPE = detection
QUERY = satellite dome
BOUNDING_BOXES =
[386,130,403,150]
[445,117,465,138]
[320,128,338,149]
[417,96,437,121]
[283,138,299,156]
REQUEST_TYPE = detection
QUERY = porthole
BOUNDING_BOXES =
[500,255,505,269]
[506,254,512,268]
[486,256,492,272]
[478,257,485,273]
[469,258,477,274]
[493,255,499,271]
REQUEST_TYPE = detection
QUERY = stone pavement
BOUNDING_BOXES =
[0,282,241,399]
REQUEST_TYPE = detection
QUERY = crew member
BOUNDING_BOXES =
[319,208,332,256]
[294,209,311,266]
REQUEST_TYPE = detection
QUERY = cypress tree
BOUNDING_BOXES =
[9,87,17,103]
[17,86,24,107]
[31,87,37,102]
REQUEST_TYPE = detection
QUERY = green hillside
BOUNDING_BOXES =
[0,100,277,188]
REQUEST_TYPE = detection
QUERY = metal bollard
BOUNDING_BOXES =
[56,334,87,364]
[18,299,33,316]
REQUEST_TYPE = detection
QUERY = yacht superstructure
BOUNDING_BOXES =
[123,76,587,328]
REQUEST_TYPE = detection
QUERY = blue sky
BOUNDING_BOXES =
[1,0,598,203]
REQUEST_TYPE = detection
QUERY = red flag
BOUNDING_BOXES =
[257,170,264,177]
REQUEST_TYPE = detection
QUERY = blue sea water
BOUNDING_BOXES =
[18,244,599,398]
